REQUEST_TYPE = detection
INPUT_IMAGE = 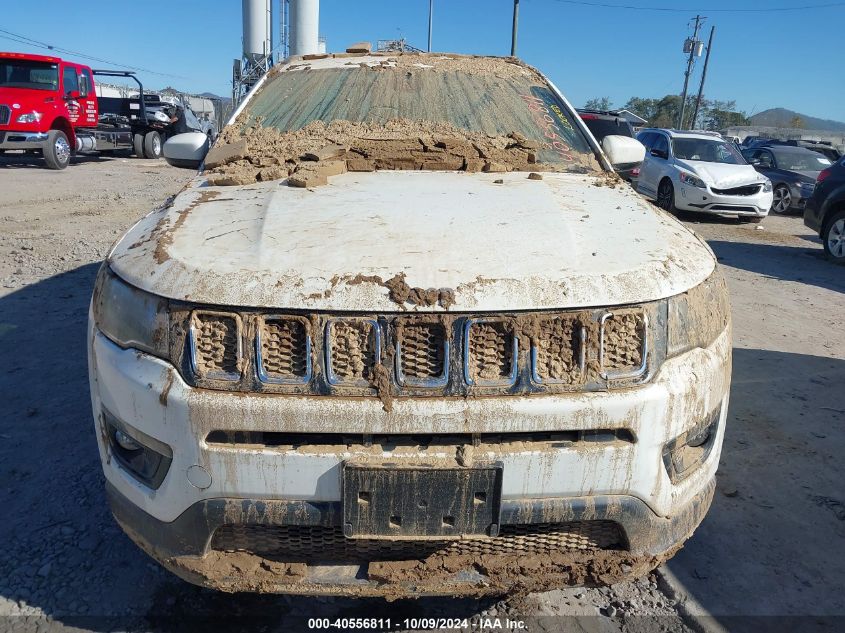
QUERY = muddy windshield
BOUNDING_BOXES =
[0,60,59,91]
[212,54,602,186]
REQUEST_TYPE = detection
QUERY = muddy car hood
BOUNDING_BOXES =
[109,171,715,312]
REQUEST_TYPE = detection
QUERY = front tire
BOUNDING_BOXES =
[823,210,845,263]
[143,131,162,159]
[43,130,71,170]
[657,178,676,213]
[771,185,792,214]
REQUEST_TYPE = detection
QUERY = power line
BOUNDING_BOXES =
[0,28,188,79]
[549,0,845,12]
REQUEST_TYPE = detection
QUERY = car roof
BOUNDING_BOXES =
[756,145,821,155]
[638,128,724,141]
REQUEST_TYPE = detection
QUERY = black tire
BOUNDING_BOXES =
[822,209,845,263]
[143,131,162,159]
[133,133,145,158]
[43,130,71,170]
[771,184,792,214]
[656,178,676,213]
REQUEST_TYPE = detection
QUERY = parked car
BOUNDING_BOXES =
[576,109,640,181]
[89,52,730,597]
[741,145,833,214]
[804,155,845,263]
[636,128,772,222]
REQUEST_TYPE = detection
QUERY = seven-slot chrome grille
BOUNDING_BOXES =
[180,307,657,396]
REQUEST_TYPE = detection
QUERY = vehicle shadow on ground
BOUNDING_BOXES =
[0,264,498,631]
[0,153,132,169]
[709,239,845,294]
[667,348,845,630]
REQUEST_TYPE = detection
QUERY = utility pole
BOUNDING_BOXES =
[692,26,715,130]
[511,0,519,57]
[428,0,433,52]
[678,14,703,130]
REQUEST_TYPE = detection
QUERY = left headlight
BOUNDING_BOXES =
[16,111,42,123]
[762,179,772,192]
[92,266,169,358]
[667,268,731,357]
[679,172,707,189]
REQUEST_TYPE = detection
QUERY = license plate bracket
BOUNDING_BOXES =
[342,463,503,539]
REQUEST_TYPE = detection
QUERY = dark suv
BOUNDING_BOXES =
[805,156,845,263]
[576,109,639,181]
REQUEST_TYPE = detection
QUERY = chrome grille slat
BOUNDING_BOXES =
[256,317,311,384]
[464,319,517,386]
[189,312,242,381]
[0,105,10,126]
[395,322,448,387]
[325,319,380,386]
[600,312,648,380]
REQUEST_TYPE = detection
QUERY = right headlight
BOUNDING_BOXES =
[91,265,169,358]
[666,268,731,357]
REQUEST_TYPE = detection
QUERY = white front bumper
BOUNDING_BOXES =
[89,318,732,525]
[676,181,772,216]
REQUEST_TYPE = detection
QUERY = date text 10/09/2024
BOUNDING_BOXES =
[308,618,528,630]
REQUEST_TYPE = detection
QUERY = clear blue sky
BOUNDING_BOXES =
[1,0,843,121]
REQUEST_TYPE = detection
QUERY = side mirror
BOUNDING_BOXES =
[602,135,646,169]
[650,148,668,160]
[749,159,761,166]
[163,132,210,170]
[66,90,81,100]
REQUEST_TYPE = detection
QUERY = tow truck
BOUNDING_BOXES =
[1,52,172,168]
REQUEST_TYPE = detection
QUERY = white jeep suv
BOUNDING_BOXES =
[88,53,731,597]
[636,128,773,221]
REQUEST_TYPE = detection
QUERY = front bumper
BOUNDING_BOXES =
[89,320,731,595]
[675,181,772,217]
[0,130,48,151]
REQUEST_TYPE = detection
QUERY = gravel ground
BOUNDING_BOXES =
[0,154,843,632]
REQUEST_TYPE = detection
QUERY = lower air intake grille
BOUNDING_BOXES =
[191,312,241,379]
[211,521,623,562]
[258,317,309,382]
[397,322,446,382]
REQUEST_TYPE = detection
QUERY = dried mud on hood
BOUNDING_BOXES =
[205,119,601,187]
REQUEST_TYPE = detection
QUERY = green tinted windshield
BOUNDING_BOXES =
[243,57,594,168]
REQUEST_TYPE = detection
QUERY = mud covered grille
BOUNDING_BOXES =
[184,307,654,393]
[326,320,379,384]
[532,317,584,382]
[396,322,447,385]
[465,321,516,385]
[210,521,623,562]
[190,312,241,380]
[0,105,10,125]
[600,312,646,377]
[258,317,309,383]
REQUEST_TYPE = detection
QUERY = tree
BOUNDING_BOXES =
[622,94,750,131]
[583,97,612,110]
[790,116,805,129]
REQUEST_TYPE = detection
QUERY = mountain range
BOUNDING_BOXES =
[750,108,845,132]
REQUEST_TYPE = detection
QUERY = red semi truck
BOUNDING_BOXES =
[0,52,173,169]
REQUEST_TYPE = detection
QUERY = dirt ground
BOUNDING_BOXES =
[0,154,843,632]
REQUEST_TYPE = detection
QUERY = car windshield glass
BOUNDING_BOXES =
[233,56,598,172]
[0,60,59,91]
[772,150,832,171]
[580,117,633,141]
[672,138,745,164]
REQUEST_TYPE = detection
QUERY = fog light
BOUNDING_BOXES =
[102,408,172,489]
[114,428,141,452]
[662,405,721,483]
